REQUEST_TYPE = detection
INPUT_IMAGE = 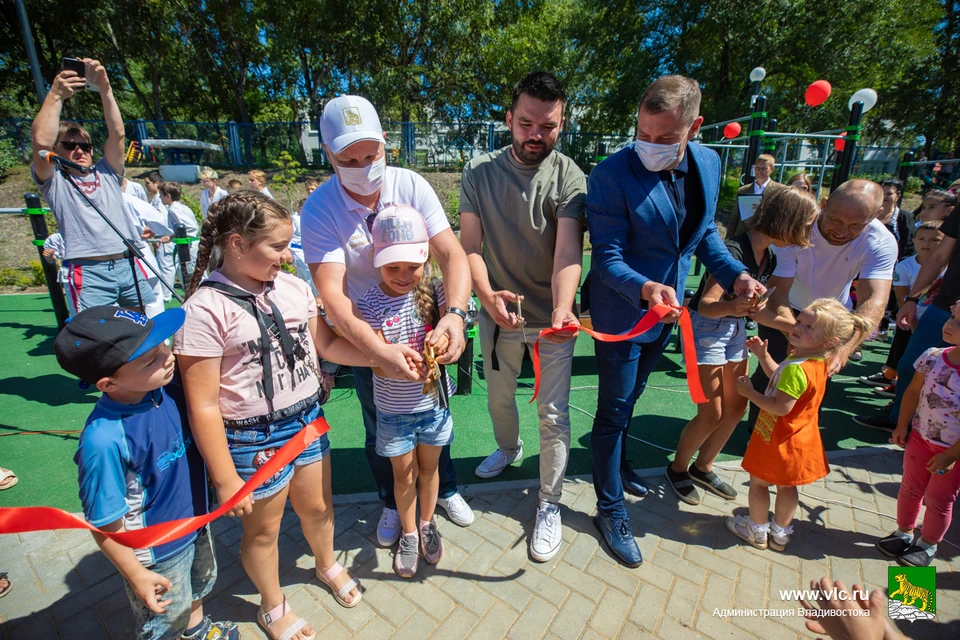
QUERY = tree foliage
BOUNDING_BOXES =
[1,0,957,149]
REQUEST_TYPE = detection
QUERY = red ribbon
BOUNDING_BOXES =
[0,417,330,549]
[530,304,707,404]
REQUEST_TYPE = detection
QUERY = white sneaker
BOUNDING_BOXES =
[475,442,524,479]
[725,515,768,550]
[377,507,401,547]
[437,493,475,526]
[530,501,562,562]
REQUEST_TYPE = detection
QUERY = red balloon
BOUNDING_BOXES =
[835,131,847,152]
[805,80,832,107]
[723,122,742,139]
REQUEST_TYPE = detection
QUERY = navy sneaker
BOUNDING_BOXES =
[593,513,642,568]
[620,466,649,499]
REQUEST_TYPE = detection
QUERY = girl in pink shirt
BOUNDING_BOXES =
[174,193,416,640]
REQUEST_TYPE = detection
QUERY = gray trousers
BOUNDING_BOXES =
[479,310,575,503]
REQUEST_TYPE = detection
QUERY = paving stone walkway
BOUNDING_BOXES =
[1,446,958,640]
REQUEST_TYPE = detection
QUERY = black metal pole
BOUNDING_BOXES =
[456,334,473,396]
[24,193,69,328]
[764,118,778,156]
[741,96,767,185]
[14,0,46,105]
[897,151,914,206]
[830,101,865,190]
[174,223,191,291]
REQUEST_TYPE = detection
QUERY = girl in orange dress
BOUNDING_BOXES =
[727,298,874,551]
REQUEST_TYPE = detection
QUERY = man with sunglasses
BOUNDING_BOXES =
[31,57,154,313]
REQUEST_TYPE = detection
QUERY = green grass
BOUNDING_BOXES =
[0,268,897,511]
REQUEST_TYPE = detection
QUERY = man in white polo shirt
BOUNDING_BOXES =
[748,179,897,423]
[301,96,475,545]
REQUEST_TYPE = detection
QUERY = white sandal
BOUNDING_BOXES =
[257,599,315,640]
[316,561,362,608]
[0,468,18,491]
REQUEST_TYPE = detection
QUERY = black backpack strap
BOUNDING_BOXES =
[198,280,299,405]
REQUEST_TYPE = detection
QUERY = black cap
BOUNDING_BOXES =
[54,306,185,384]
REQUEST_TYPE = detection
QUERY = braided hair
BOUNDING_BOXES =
[412,258,442,326]
[186,191,292,298]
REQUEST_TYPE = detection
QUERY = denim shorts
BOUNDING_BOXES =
[67,257,157,312]
[124,526,217,640]
[376,406,454,457]
[225,401,330,500]
[690,310,748,366]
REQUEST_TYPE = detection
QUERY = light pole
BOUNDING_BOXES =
[15,0,46,104]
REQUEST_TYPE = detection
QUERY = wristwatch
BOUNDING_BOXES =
[446,307,468,322]
[903,295,921,304]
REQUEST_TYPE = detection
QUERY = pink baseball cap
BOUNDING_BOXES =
[372,205,430,267]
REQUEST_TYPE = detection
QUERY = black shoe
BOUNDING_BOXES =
[593,513,642,567]
[852,414,897,432]
[688,465,737,500]
[877,531,914,557]
[620,467,649,499]
[849,350,863,362]
[874,383,896,399]
[858,372,890,387]
[898,545,935,567]
[665,466,701,505]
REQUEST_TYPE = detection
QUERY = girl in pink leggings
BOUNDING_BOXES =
[877,302,960,567]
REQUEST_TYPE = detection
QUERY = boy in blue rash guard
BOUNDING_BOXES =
[55,306,240,640]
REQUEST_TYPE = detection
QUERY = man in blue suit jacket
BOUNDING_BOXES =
[587,76,764,567]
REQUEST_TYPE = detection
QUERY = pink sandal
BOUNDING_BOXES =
[257,599,315,640]
[316,561,362,608]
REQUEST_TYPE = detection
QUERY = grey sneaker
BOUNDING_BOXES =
[420,520,444,564]
[394,533,419,578]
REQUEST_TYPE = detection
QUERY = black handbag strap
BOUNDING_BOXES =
[198,280,299,407]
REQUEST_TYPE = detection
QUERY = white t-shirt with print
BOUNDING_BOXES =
[894,255,922,291]
[356,281,455,414]
[300,167,450,300]
[773,217,897,310]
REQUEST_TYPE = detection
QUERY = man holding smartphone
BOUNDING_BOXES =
[31,57,154,312]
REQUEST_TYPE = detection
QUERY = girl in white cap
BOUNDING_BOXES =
[356,204,457,578]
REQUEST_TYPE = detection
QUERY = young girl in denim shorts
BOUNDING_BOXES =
[356,205,457,579]
[667,188,818,506]
[174,192,383,640]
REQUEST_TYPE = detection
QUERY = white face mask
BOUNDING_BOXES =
[336,157,386,196]
[634,138,682,172]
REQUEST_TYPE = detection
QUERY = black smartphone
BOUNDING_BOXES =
[61,57,85,78]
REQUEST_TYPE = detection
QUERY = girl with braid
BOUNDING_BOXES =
[355,205,456,579]
[173,193,419,640]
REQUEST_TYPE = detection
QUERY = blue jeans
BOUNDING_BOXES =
[591,325,673,519]
[353,367,459,509]
[124,525,216,640]
[889,305,951,421]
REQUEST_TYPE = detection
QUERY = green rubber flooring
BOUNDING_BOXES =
[0,268,897,511]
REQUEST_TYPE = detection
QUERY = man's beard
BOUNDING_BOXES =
[512,138,554,164]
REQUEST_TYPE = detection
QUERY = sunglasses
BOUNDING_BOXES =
[60,141,93,153]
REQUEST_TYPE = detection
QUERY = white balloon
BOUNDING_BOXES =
[848,88,878,113]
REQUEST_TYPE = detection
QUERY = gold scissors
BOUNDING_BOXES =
[516,295,528,343]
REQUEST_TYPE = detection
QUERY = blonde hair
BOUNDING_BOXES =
[56,122,92,145]
[804,298,875,356]
[411,258,444,326]
[248,170,267,183]
[199,168,219,181]
[746,187,818,247]
[756,154,775,167]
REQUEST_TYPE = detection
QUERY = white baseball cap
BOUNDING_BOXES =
[372,205,430,267]
[320,95,384,154]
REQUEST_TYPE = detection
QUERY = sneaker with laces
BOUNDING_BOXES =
[530,501,562,562]
[725,515,768,550]
[420,520,444,564]
[437,493,475,526]
[858,371,892,387]
[475,442,524,479]
[769,522,793,551]
[394,533,419,578]
[874,383,896,399]
[377,507,402,547]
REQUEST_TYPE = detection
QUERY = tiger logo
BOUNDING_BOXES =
[890,574,932,612]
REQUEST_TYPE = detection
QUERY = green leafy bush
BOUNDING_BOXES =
[180,193,203,228]
[0,139,22,179]
[0,261,45,288]
[444,189,460,230]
